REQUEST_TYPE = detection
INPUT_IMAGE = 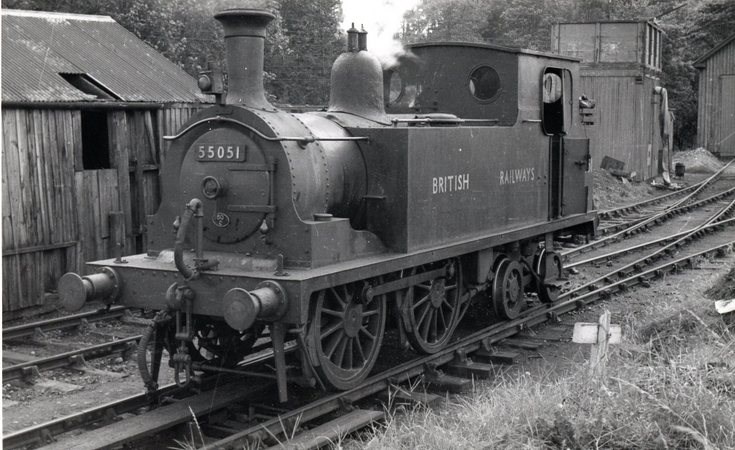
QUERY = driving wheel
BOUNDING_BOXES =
[493,259,525,319]
[307,281,386,390]
[403,259,463,354]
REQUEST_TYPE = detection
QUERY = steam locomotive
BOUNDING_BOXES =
[58,8,596,400]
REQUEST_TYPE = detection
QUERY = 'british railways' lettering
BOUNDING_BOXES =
[500,167,535,185]
[433,174,470,194]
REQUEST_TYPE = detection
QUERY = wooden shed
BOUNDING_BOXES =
[694,34,735,158]
[551,21,671,180]
[1,10,209,317]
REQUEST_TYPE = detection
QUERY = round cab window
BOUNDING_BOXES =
[543,73,563,103]
[469,66,500,101]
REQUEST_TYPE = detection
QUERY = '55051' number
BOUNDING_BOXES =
[196,144,247,162]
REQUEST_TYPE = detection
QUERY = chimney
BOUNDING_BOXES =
[214,9,275,109]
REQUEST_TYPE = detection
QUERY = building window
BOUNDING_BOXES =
[59,73,120,100]
[81,111,111,169]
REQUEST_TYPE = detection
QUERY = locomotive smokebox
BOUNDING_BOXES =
[214,9,274,109]
[328,25,388,123]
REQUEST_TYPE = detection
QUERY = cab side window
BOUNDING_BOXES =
[542,68,572,135]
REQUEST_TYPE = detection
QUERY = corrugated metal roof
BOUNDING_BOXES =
[2,9,205,103]
[693,33,735,68]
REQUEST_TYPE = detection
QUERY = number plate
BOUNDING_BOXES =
[196,144,247,162]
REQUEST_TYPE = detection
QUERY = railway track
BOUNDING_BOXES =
[2,335,140,382]
[2,306,131,341]
[6,194,734,450]
[596,186,735,237]
[596,177,707,222]
[565,159,735,260]
[565,216,735,270]
[2,307,147,382]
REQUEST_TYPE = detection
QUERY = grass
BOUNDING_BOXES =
[346,273,735,449]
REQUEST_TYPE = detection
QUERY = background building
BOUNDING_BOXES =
[2,9,209,316]
[694,33,735,159]
[551,20,672,180]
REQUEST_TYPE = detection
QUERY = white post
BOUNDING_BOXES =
[572,309,621,379]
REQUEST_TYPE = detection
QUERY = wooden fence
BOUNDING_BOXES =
[2,103,205,315]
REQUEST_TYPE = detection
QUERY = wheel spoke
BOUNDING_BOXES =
[345,338,354,369]
[325,329,345,358]
[330,287,347,308]
[412,294,431,310]
[320,321,343,339]
[354,336,366,363]
[359,326,376,341]
[438,305,448,331]
[341,285,351,304]
[321,307,344,318]
[332,336,348,367]
[416,301,432,330]
[441,298,455,311]
[430,308,438,342]
[419,308,433,340]
[416,282,431,292]
[362,308,379,317]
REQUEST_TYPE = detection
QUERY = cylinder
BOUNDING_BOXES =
[214,9,275,109]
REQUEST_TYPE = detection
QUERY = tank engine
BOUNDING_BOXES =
[58,8,596,400]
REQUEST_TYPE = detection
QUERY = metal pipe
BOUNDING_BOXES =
[174,199,202,280]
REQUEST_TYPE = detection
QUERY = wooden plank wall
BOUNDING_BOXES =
[158,104,202,167]
[579,71,661,180]
[697,40,735,156]
[74,169,120,263]
[2,109,80,311]
[2,103,206,314]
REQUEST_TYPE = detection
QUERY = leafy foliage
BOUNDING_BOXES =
[267,0,344,105]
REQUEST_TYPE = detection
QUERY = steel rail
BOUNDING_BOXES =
[3,383,183,449]
[2,348,283,449]
[566,216,735,269]
[2,306,130,341]
[2,335,141,382]
[561,197,735,299]
[566,159,735,259]
[204,237,735,449]
[597,179,704,221]
[596,186,735,237]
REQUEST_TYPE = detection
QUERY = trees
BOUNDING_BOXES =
[400,0,495,44]
[267,0,344,105]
